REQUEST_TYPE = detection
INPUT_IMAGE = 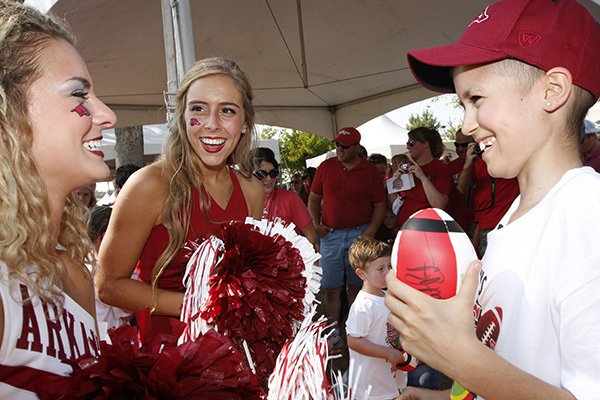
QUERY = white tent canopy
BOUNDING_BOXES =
[47,0,507,137]
[27,0,600,139]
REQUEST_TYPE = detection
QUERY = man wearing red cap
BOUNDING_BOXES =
[308,127,386,340]
[385,1,600,399]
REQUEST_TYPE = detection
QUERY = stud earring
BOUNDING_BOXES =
[546,102,551,107]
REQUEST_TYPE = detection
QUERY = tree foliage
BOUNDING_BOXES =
[406,108,443,132]
[258,126,334,176]
[405,107,462,141]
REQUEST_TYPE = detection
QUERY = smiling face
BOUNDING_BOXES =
[257,160,278,195]
[184,74,246,171]
[27,39,115,195]
[454,64,551,178]
[454,62,545,179]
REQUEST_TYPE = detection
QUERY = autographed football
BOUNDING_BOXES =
[391,208,477,299]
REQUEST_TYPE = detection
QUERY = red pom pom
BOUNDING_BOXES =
[8,324,265,399]
[199,221,307,382]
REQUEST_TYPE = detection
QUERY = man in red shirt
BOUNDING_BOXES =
[308,127,386,336]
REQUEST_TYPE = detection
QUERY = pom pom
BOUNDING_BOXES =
[180,218,321,383]
[1,324,265,399]
[267,305,372,400]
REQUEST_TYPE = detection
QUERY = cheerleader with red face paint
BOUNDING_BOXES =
[0,1,116,396]
[95,57,264,340]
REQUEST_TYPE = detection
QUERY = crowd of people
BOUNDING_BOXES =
[0,0,599,399]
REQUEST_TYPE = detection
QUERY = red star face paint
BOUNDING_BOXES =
[190,118,201,126]
[72,104,90,117]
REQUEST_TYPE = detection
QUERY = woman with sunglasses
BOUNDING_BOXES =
[253,148,318,247]
[96,57,264,340]
[396,127,453,228]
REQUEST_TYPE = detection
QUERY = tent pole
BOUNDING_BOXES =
[173,0,196,75]
[161,0,178,121]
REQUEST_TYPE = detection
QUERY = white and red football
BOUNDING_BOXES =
[391,208,478,299]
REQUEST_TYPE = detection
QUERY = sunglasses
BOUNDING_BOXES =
[254,169,279,180]
[406,139,417,148]
[454,142,472,148]
[335,141,353,149]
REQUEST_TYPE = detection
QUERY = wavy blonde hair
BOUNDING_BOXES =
[0,1,94,306]
[150,57,256,309]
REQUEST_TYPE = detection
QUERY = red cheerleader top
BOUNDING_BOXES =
[135,167,249,338]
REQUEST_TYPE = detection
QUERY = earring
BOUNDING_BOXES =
[546,102,551,107]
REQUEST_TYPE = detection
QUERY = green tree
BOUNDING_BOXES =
[406,107,461,142]
[406,108,442,132]
[258,126,334,176]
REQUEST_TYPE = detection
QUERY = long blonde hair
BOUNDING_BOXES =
[0,1,94,305]
[150,57,256,309]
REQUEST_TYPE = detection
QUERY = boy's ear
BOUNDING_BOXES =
[543,67,573,112]
[355,268,366,281]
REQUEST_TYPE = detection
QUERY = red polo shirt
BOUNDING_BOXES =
[311,157,386,229]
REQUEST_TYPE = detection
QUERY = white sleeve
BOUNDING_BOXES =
[558,274,600,399]
[346,298,373,338]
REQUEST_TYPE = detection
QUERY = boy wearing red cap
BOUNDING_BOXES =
[385,1,600,399]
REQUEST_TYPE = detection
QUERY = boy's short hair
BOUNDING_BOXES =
[406,0,600,101]
[490,59,596,136]
[349,237,391,271]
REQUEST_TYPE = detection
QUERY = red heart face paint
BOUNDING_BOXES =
[190,118,201,126]
[72,104,90,117]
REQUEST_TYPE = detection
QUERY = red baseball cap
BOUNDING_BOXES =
[407,0,600,99]
[334,127,361,146]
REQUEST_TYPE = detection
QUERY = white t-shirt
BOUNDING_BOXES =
[346,290,405,400]
[0,262,99,399]
[460,167,600,399]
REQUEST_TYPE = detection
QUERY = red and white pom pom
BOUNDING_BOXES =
[391,208,477,299]
[180,235,223,343]
[245,217,322,319]
[180,217,321,381]
[267,306,372,400]
[267,305,330,399]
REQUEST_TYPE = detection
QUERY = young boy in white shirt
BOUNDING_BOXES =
[385,1,600,399]
[346,237,410,400]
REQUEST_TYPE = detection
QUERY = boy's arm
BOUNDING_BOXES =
[347,335,404,366]
[385,264,576,400]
